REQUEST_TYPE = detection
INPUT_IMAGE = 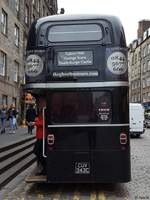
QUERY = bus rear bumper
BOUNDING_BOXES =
[46,149,131,183]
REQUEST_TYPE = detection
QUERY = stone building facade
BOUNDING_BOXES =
[128,20,150,110]
[0,0,57,116]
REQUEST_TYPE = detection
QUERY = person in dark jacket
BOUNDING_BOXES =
[8,104,18,134]
[26,104,36,134]
[0,104,7,134]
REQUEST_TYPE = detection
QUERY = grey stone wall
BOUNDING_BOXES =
[0,0,57,122]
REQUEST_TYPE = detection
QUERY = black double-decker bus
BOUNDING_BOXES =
[25,14,131,183]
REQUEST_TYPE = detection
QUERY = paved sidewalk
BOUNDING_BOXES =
[0,126,35,148]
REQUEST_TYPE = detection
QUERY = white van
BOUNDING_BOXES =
[129,103,145,137]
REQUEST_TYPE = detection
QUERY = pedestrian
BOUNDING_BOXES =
[0,104,7,134]
[33,96,46,175]
[26,104,36,134]
[15,108,19,129]
[8,104,18,134]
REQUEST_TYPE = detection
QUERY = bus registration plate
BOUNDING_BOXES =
[75,162,90,174]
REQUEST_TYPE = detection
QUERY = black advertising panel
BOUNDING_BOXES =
[57,51,93,66]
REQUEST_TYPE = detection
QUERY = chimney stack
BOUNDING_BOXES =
[137,20,150,38]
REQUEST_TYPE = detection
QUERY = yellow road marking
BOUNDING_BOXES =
[90,191,97,200]
[72,191,80,200]
[98,192,106,200]
[53,192,61,200]
[37,194,44,199]
[72,195,80,200]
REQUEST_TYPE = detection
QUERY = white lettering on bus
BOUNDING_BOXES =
[107,52,127,75]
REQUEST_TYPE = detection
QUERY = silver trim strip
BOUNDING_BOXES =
[47,124,129,128]
[26,82,129,89]
[42,107,47,158]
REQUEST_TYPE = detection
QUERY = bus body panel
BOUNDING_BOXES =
[46,87,129,125]
[26,14,126,51]
[26,45,128,84]
[92,148,130,183]
[46,126,130,183]
[25,15,127,84]
[45,87,130,183]
[25,14,131,183]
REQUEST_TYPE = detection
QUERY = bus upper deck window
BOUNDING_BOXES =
[48,24,103,42]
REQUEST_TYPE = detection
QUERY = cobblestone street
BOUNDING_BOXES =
[126,129,150,200]
[1,129,150,200]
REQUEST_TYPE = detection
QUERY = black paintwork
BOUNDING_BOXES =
[46,87,129,125]
[25,14,128,84]
[46,126,130,183]
[45,87,130,183]
[26,14,126,50]
[25,14,130,183]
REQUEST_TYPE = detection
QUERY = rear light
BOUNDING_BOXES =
[47,134,55,145]
[120,133,127,145]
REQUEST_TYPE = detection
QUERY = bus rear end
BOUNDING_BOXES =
[25,14,131,183]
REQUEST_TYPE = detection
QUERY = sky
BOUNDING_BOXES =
[57,0,150,45]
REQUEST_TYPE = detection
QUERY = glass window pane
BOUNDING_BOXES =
[48,24,103,42]
[15,0,19,11]
[0,51,6,76]
[49,91,112,124]
[2,95,7,106]
[14,25,19,46]
[1,9,7,35]
[13,61,19,82]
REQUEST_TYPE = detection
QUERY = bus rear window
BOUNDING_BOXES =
[49,91,112,124]
[48,24,103,42]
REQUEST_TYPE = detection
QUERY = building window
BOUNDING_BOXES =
[138,94,140,102]
[147,60,150,71]
[148,44,150,55]
[23,36,27,58]
[132,55,134,65]
[13,61,19,82]
[2,95,7,106]
[43,6,45,16]
[138,80,140,88]
[32,14,35,22]
[147,77,150,87]
[15,0,20,12]
[138,51,141,61]
[25,4,29,25]
[143,79,146,88]
[14,24,19,46]
[37,0,40,13]
[134,54,137,64]
[143,63,146,73]
[143,46,147,57]
[12,97,17,108]
[1,9,7,35]
[0,51,6,76]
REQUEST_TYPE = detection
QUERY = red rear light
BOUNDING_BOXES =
[120,133,127,145]
[47,134,55,145]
